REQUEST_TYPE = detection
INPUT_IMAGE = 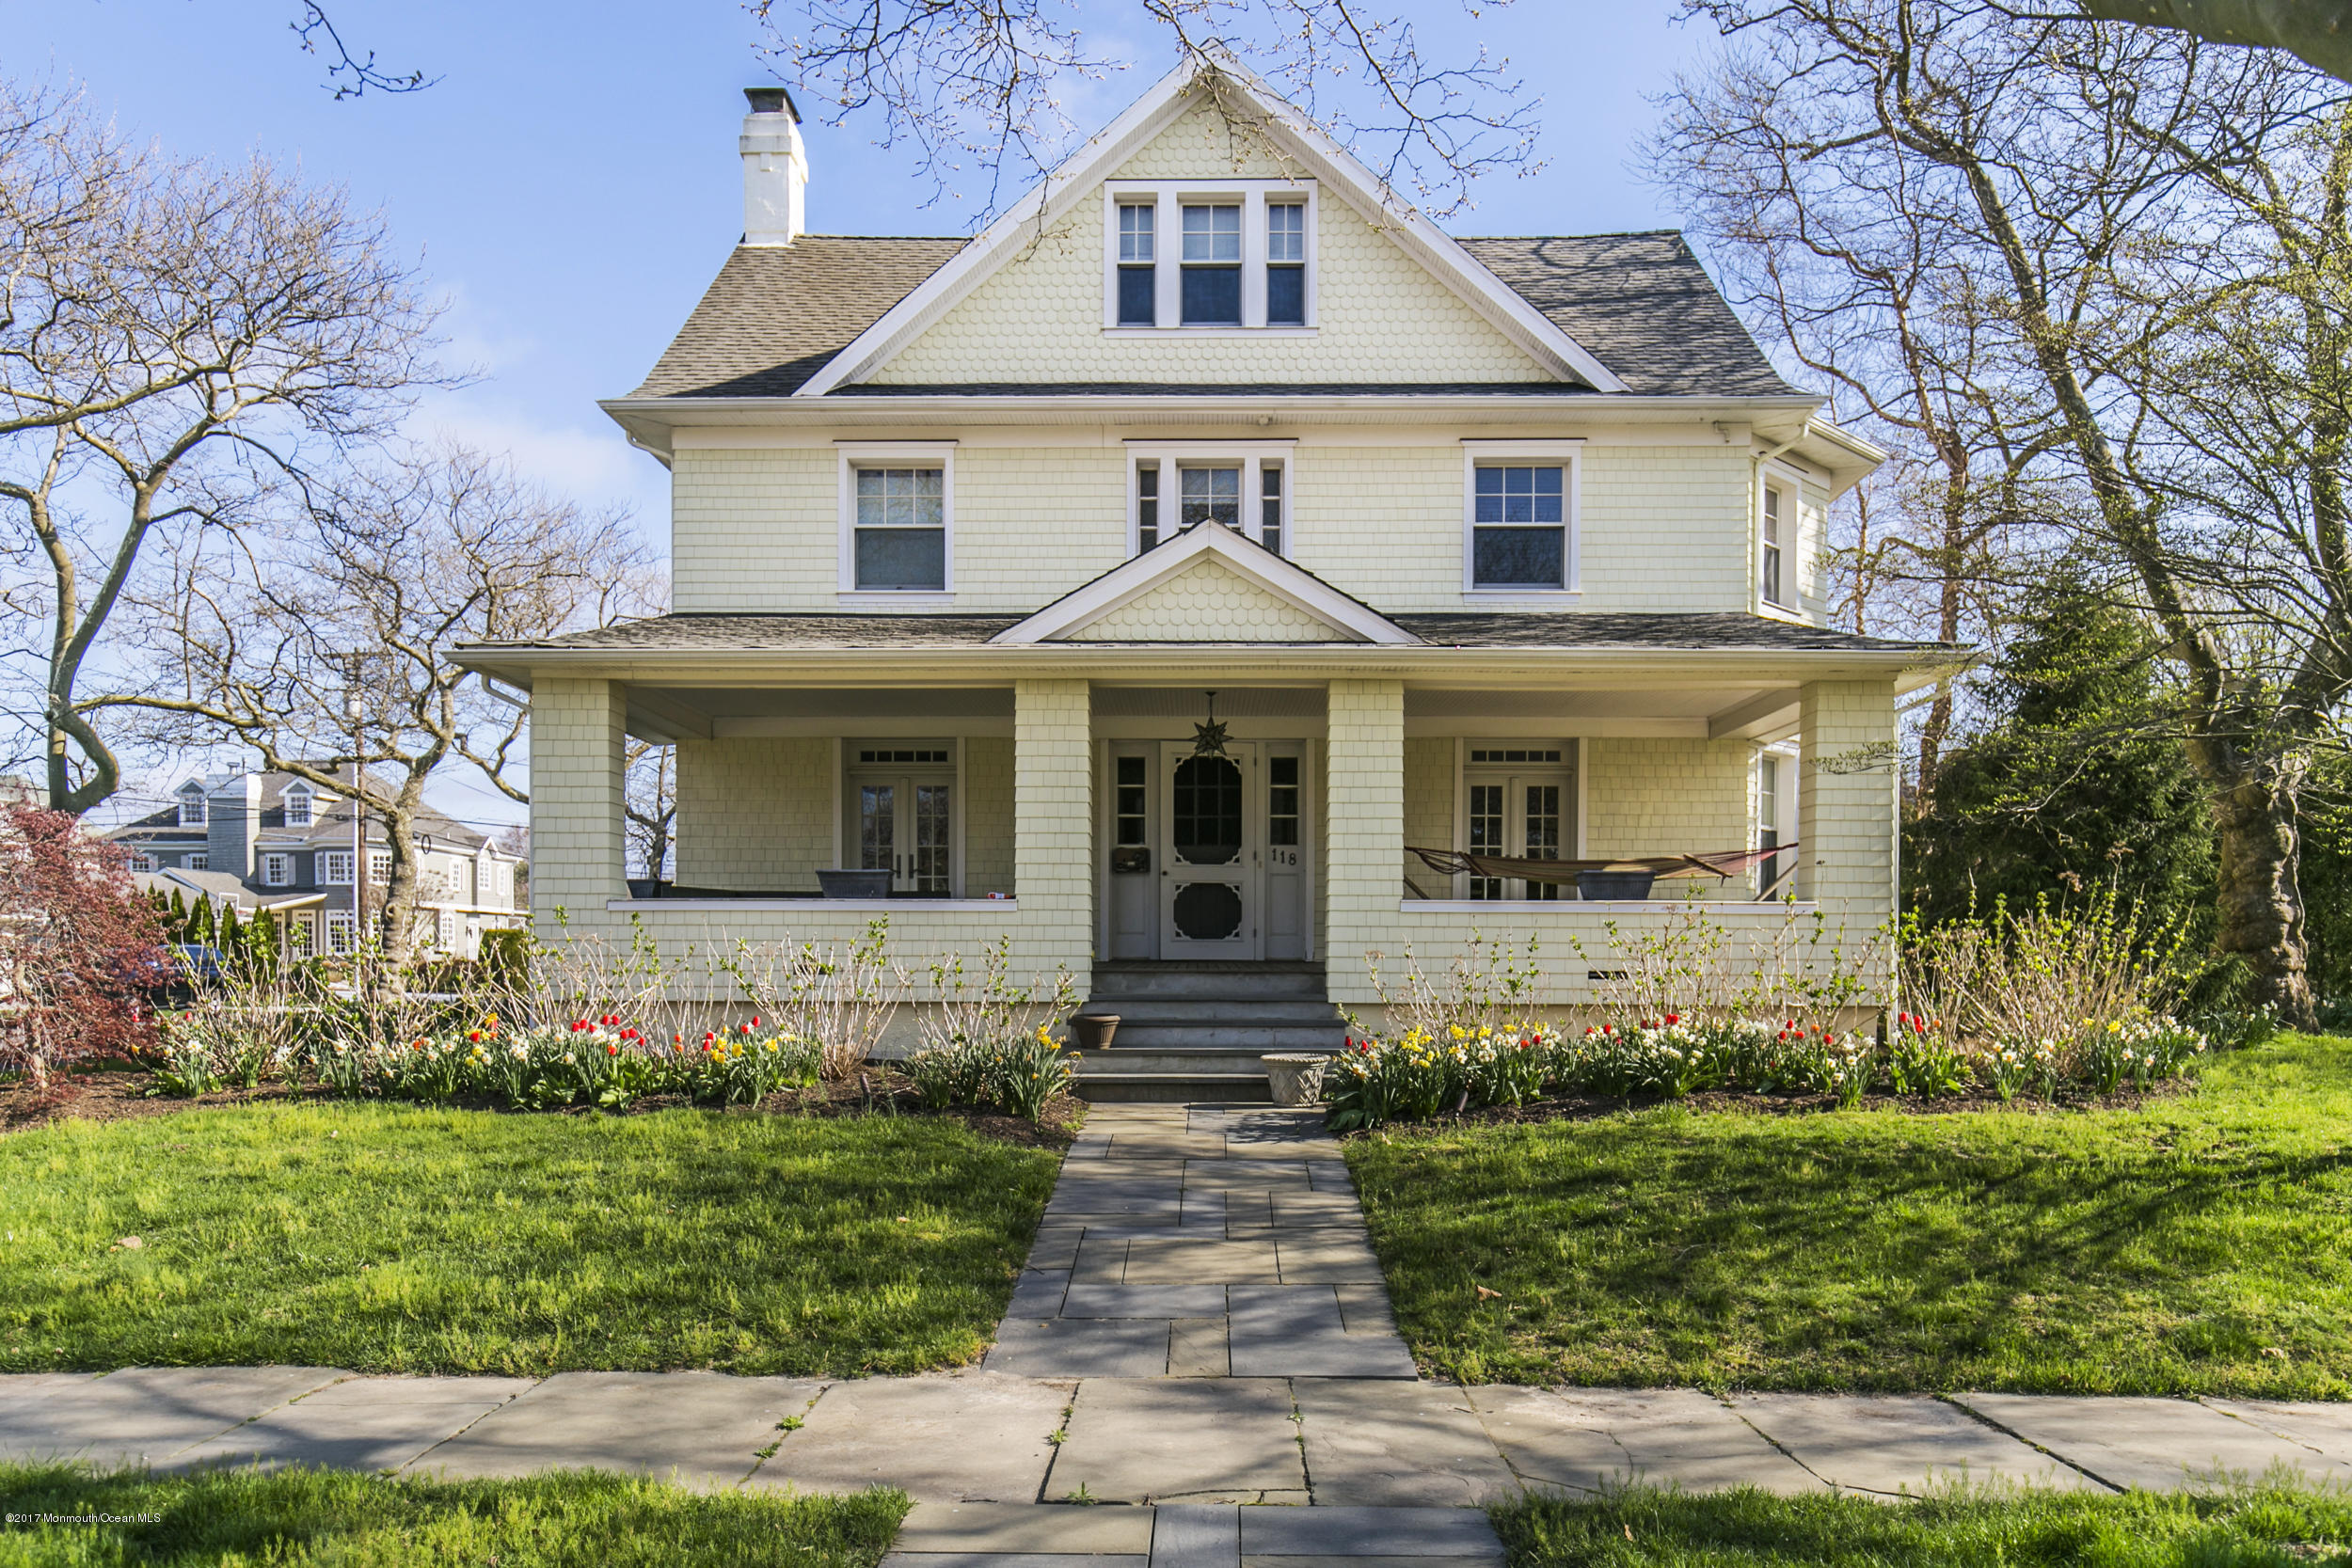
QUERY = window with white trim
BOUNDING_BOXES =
[126,853,156,873]
[326,910,357,956]
[282,784,312,826]
[1117,202,1156,325]
[177,784,206,827]
[1760,483,1788,607]
[320,850,353,886]
[287,914,316,958]
[1461,743,1578,902]
[262,852,292,887]
[1129,444,1293,558]
[185,853,207,872]
[369,848,392,885]
[1102,182,1316,331]
[1462,444,1581,594]
[838,445,953,596]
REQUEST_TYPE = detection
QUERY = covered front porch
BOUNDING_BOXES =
[521,663,1904,1011]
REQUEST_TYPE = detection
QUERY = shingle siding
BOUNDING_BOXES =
[674,737,834,891]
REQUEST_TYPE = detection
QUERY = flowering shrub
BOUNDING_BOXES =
[910,1024,1075,1121]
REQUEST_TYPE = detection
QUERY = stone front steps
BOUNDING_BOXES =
[1073,962,1343,1103]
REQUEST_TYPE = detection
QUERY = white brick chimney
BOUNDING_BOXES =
[740,87,807,245]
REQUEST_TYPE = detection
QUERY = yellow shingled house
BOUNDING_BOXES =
[455,63,1944,1098]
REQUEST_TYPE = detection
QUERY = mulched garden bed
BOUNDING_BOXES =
[0,1063,1083,1148]
[1343,1077,2196,1134]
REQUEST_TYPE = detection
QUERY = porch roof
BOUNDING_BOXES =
[461,610,1948,658]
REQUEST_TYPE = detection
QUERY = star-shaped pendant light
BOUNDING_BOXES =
[1192,689,1230,758]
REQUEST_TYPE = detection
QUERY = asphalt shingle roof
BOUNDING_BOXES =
[628,230,1797,401]
[487,611,1942,656]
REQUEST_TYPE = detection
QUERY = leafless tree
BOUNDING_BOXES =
[1674,0,2349,1023]
[100,445,655,959]
[0,79,439,817]
[750,0,1540,218]
[626,740,677,884]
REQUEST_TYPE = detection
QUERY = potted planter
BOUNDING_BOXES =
[817,868,893,899]
[1262,1053,1329,1107]
[1577,868,1657,901]
[1071,1014,1120,1051]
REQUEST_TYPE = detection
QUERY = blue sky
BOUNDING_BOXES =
[11,0,1721,825]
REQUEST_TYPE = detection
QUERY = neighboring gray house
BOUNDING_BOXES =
[111,767,527,958]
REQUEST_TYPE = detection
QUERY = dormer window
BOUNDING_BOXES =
[177,784,206,827]
[283,784,312,827]
[1103,183,1316,332]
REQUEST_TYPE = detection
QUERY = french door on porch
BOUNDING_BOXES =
[1103,741,1311,961]
[847,747,954,895]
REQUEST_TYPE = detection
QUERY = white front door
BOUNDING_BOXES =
[1159,740,1258,959]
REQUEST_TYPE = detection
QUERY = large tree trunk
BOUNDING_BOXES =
[2208,756,2315,1027]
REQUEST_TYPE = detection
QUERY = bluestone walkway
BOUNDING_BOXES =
[8,1106,2352,1563]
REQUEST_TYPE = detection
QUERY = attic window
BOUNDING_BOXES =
[283,784,312,826]
[1103,182,1316,332]
[177,785,207,827]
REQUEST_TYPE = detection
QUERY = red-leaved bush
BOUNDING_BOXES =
[0,804,165,1088]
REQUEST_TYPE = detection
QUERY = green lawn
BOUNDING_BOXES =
[0,1102,1061,1376]
[1346,1032,2352,1395]
[0,1462,904,1567]
[1493,1484,2352,1567]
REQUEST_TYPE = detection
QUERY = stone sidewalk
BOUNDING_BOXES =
[982,1105,1414,1380]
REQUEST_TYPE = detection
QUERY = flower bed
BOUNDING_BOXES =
[1325,1010,2212,1130]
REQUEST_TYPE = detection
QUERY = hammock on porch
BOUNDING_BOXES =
[1406,841,1799,899]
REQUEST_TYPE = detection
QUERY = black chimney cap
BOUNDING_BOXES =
[743,87,801,120]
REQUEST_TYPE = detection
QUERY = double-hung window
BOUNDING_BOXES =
[282,784,311,826]
[1104,184,1315,330]
[320,850,353,886]
[1117,203,1156,325]
[1181,203,1242,325]
[1463,444,1579,593]
[839,445,954,596]
[1760,483,1788,607]
[1266,202,1306,325]
[1129,445,1293,558]
[262,852,292,887]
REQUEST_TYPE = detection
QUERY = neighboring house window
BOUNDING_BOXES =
[186,853,207,871]
[282,784,311,826]
[1761,483,1788,607]
[369,848,392,885]
[287,915,315,958]
[837,445,953,595]
[262,852,292,887]
[439,908,459,949]
[1266,201,1306,325]
[1462,444,1581,594]
[320,850,354,885]
[177,786,206,827]
[326,911,356,955]
[126,853,156,873]
[1117,202,1156,325]
[1104,183,1316,330]
[1462,745,1576,901]
[1181,203,1242,325]
[1128,445,1294,558]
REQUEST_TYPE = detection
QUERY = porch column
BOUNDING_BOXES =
[1014,678,1093,983]
[1325,678,1405,1005]
[529,677,627,925]
[1796,677,1899,939]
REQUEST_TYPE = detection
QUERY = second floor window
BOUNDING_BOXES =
[283,786,311,826]
[370,848,393,885]
[853,467,946,591]
[262,852,292,887]
[186,853,207,871]
[1761,484,1788,606]
[1118,203,1155,325]
[1267,202,1306,325]
[1180,465,1240,529]
[1137,466,1161,551]
[1471,465,1566,589]
[1182,203,1242,325]
[320,850,353,885]
[1260,464,1285,556]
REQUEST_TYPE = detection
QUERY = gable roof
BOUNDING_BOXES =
[1455,235,1797,398]
[994,522,1421,645]
[627,229,1795,403]
[799,63,1624,397]
[634,238,966,398]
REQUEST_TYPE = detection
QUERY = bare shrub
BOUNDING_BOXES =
[723,920,907,1079]
[1349,929,1546,1039]
[1899,890,2202,1053]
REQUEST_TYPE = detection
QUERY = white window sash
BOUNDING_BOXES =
[835,443,956,599]
[1101,182,1317,332]
[1460,441,1583,595]
[1125,441,1295,558]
